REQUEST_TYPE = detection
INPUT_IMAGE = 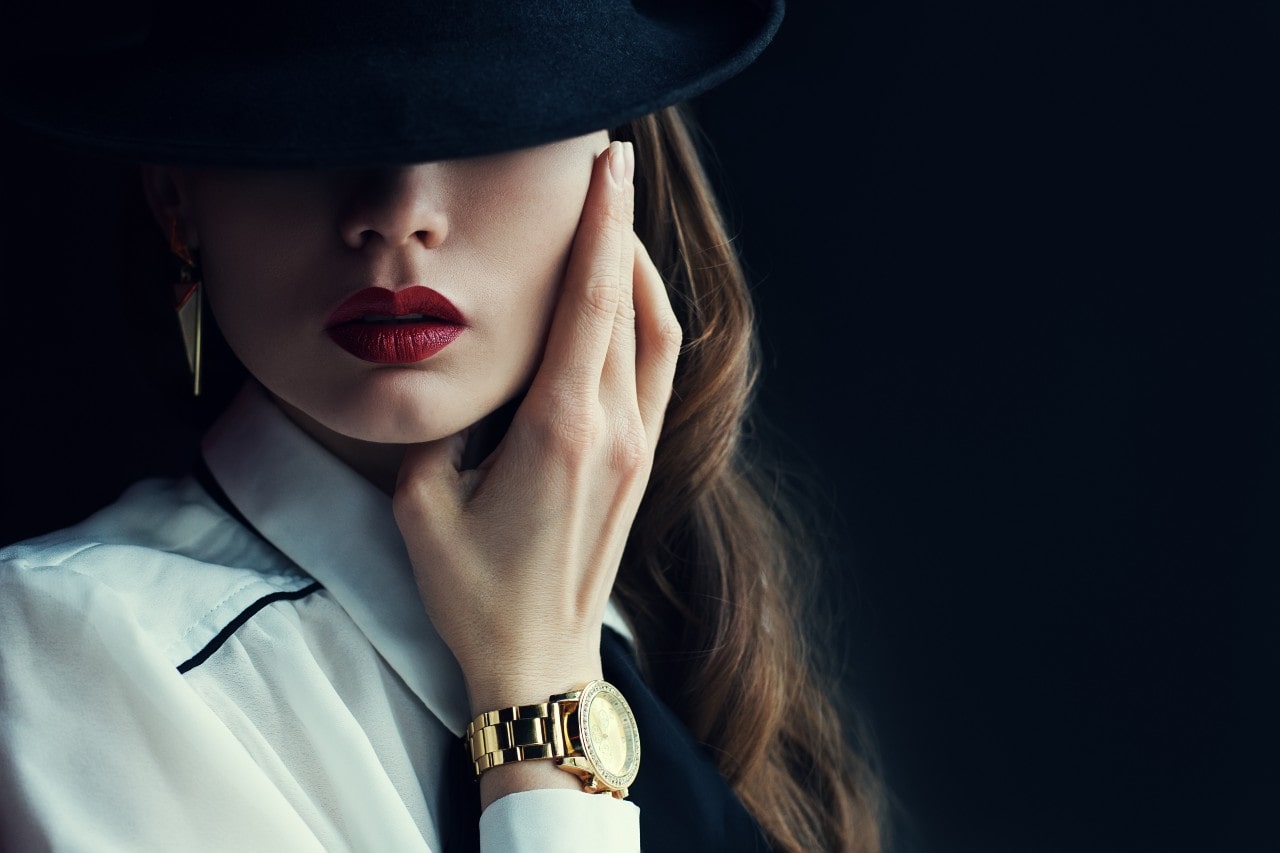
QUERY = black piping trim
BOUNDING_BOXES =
[176,581,325,674]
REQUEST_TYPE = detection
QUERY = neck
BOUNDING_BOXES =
[267,392,520,496]
[268,394,404,494]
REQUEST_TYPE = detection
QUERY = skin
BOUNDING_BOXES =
[142,136,682,809]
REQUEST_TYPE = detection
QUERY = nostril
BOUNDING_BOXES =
[415,229,444,249]
[342,228,374,250]
[343,228,440,251]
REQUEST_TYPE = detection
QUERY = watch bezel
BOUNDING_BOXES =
[576,680,641,790]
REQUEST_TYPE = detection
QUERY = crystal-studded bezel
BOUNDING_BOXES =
[577,680,641,789]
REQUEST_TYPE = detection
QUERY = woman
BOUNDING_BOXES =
[0,0,882,850]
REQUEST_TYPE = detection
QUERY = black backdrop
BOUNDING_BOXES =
[1,2,1273,852]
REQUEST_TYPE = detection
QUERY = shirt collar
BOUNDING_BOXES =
[201,380,634,737]
[202,380,472,734]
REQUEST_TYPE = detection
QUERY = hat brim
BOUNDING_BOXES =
[0,1,783,168]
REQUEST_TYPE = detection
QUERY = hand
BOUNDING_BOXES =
[392,138,679,746]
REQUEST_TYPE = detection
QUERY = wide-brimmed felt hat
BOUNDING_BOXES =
[0,0,783,169]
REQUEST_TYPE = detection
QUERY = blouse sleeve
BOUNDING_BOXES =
[0,561,330,853]
[481,789,640,852]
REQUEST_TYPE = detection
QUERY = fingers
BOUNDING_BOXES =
[532,140,634,402]
[526,138,677,458]
[393,430,467,527]
[399,425,464,477]
[391,141,680,726]
[601,142,638,402]
[632,235,682,447]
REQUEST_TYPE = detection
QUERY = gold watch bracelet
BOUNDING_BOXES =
[465,693,577,776]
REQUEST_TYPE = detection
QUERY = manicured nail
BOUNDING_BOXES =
[623,141,635,183]
[608,140,627,185]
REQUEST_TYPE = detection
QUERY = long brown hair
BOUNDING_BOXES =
[120,108,884,848]
[612,108,883,852]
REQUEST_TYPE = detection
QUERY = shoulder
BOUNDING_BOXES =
[0,476,315,671]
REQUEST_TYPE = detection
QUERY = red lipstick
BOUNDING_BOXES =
[325,286,466,364]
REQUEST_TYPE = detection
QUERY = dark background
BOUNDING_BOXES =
[2,2,1274,852]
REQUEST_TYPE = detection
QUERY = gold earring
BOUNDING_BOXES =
[169,221,203,397]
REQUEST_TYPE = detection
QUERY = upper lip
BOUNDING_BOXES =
[325,286,467,328]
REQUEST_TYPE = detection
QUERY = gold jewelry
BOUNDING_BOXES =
[168,221,203,397]
[465,680,640,799]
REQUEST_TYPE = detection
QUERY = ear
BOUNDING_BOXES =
[139,164,198,250]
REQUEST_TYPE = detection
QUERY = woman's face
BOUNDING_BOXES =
[156,131,609,445]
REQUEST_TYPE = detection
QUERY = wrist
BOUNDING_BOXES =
[464,661,603,717]
[465,678,642,807]
[478,758,585,811]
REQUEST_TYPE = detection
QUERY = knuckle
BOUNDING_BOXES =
[657,311,683,353]
[554,407,605,451]
[530,390,605,451]
[614,295,637,326]
[582,271,619,320]
[609,420,652,476]
[391,485,427,527]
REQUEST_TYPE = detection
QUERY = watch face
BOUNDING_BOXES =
[579,681,641,789]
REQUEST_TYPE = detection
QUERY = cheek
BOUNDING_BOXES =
[492,187,584,367]
[199,234,288,368]
[194,201,327,354]
[463,153,595,321]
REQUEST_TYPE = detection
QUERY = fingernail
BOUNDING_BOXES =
[608,140,627,185]
[624,141,635,183]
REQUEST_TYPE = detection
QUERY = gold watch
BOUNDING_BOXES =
[465,680,641,799]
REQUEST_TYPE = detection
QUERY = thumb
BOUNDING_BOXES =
[393,430,469,524]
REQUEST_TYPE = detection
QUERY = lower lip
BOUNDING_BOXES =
[326,322,464,364]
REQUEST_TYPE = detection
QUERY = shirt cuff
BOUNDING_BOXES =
[480,788,640,852]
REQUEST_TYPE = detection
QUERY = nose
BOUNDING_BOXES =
[338,164,448,250]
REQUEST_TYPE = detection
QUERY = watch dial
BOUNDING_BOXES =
[588,695,627,771]
[581,682,640,787]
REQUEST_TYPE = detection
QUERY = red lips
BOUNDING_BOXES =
[325,286,467,364]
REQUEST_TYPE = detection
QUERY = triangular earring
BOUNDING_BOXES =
[169,221,203,397]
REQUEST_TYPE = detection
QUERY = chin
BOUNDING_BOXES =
[263,361,524,449]
[251,381,445,449]
[325,400,474,445]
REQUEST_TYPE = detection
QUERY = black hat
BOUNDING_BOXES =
[0,0,783,169]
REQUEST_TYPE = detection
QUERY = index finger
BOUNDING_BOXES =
[529,140,634,401]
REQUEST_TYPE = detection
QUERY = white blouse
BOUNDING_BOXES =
[0,380,640,852]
